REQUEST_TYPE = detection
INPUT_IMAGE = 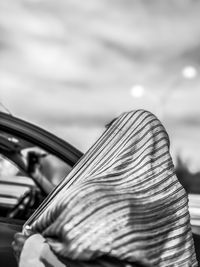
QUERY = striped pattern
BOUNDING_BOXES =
[29,110,197,266]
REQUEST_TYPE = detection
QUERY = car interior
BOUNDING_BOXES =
[0,131,72,220]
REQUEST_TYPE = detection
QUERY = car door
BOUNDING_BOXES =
[0,112,83,267]
[0,112,83,218]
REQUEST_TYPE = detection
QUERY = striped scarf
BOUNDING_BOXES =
[27,110,197,266]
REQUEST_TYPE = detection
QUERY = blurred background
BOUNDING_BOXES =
[0,0,200,180]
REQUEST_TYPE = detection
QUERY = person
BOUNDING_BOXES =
[12,110,197,266]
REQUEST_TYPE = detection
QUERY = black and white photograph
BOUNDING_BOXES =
[0,1,200,266]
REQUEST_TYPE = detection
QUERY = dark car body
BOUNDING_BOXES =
[0,217,22,267]
[0,112,200,266]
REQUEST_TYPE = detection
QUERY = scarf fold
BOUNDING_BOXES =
[28,110,197,266]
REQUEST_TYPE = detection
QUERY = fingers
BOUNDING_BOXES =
[12,240,20,261]
[14,232,28,245]
[12,232,28,261]
[23,225,34,237]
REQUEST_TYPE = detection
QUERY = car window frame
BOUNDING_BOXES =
[0,112,83,166]
[0,112,83,222]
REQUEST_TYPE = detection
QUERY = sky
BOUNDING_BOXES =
[0,0,200,171]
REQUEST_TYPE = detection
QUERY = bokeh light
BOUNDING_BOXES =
[130,85,145,98]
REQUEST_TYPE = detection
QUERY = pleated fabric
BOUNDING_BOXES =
[28,110,197,266]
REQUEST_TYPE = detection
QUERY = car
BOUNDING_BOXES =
[0,111,83,266]
[0,111,199,266]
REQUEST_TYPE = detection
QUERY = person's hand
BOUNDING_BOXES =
[12,232,29,261]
